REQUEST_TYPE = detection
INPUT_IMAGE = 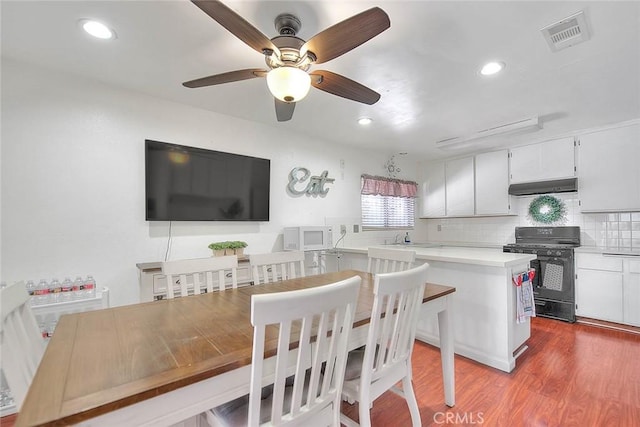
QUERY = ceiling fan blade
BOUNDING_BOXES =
[183,69,267,88]
[275,99,295,122]
[191,0,279,56]
[310,70,381,105]
[302,7,390,64]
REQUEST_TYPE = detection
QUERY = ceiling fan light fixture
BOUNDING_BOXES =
[79,19,115,40]
[480,61,505,76]
[266,67,311,102]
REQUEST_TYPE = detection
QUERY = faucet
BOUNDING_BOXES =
[394,233,402,244]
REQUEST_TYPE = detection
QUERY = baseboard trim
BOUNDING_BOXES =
[576,317,640,335]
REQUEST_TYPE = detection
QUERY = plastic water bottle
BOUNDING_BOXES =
[60,277,73,302]
[36,314,47,338]
[35,279,50,305]
[72,276,84,300]
[84,275,96,299]
[49,278,61,304]
[25,280,37,306]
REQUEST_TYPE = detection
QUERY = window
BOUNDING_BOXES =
[361,175,417,230]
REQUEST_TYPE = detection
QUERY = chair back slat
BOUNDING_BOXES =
[1,282,46,410]
[161,256,238,299]
[340,264,429,427]
[248,276,360,426]
[367,247,416,274]
[250,251,306,285]
[364,264,428,382]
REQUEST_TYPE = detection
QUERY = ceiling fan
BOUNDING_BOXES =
[182,0,390,121]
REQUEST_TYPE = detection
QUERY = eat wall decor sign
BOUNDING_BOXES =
[287,167,335,196]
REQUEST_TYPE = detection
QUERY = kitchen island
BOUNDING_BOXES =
[334,245,536,372]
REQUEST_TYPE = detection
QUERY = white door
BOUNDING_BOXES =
[419,161,446,217]
[445,157,474,217]
[475,150,510,215]
[624,259,640,327]
[578,123,640,212]
[576,269,624,323]
[510,137,575,183]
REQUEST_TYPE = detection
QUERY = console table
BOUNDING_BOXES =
[136,257,252,302]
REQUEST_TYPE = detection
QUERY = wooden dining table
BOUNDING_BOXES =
[16,270,455,427]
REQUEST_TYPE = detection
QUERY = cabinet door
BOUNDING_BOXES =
[624,260,640,326]
[475,150,510,215]
[419,161,446,217]
[578,123,640,212]
[445,157,474,216]
[576,268,624,323]
[510,137,575,183]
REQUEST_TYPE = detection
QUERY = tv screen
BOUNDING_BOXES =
[145,140,270,221]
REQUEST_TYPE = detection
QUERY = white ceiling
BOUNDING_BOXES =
[2,0,639,159]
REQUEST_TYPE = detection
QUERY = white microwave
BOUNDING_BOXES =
[283,226,333,251]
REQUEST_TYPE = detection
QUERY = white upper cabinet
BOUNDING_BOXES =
[509,137,575,183]
[475,150,511,215]
[445,157,475,216]
[577,122,640,212]
[419,161,446,217]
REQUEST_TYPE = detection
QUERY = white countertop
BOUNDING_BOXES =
[575,246,640,256]
[337,245,536,268]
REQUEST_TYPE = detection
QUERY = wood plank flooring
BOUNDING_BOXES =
[341,316,640,426]
[4,317,639,426]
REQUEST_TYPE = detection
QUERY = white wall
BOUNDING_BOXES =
[1,58,415,307]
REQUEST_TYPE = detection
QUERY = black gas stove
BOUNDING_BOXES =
[503,226,580,322]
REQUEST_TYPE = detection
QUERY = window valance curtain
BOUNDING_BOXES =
[361,174,418,198]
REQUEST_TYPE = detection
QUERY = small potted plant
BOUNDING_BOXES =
[208,242,229,257]
[229,241,248,257]
[208,241,248,257]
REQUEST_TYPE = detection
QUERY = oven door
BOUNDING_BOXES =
[531,253,574,303]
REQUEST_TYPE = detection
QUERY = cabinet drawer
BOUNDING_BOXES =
[576,253,623,271]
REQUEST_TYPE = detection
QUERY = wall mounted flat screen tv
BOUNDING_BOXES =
[145,140,270,221]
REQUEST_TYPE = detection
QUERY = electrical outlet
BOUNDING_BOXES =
[340,225,347,235]
[353,224,359,233]
[437,224,442,232]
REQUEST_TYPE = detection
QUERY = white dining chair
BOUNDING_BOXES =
[161,256,239,298]
[249,251,306,285]
[367,247,416,274]
[340,263,429,427]
[206,275,361,427]
[0,281,46,410]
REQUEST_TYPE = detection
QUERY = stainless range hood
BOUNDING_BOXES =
[508,177,578,196]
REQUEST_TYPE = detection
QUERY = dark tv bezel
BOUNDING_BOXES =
[144,139,270,222]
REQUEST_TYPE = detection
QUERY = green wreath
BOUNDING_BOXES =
[528,195,566,224]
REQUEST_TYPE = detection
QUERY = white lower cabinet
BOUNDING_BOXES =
[576,252,640,326]
[625,259,640,326]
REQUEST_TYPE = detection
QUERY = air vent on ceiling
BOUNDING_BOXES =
[541,10,590,52]
[435,116,541,150]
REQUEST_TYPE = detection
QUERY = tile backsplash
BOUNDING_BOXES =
[423,193,640,250]
[584,212,640,250]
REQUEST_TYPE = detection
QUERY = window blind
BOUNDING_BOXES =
[361,175,417,230]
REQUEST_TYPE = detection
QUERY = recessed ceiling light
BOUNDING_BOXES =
[80,19,116,40]
[358,117,372,125]
[480,61,505,76]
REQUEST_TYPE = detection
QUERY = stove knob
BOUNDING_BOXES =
[556,251,562,256]
[546,250,553,256]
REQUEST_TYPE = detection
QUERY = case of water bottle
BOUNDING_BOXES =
[0,277,109,416]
